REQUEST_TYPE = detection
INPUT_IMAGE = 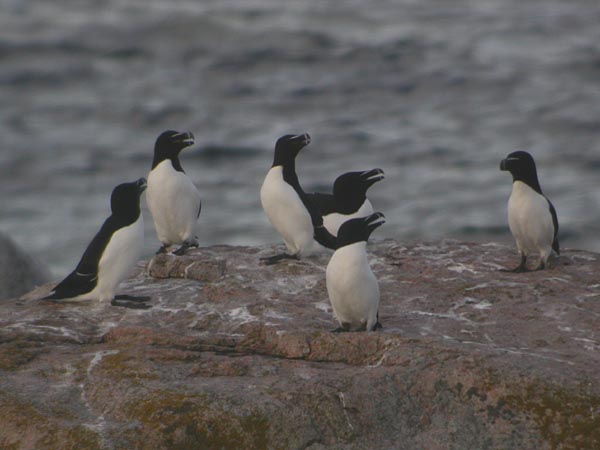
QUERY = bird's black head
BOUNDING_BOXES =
[110,178,146,222]
[334,168,385,213]
[336,212,385,248]
[500,150,542,194]
[152,130,195,171]
[272,133,311,167]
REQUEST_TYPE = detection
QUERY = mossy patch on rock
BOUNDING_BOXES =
[0,340,42,370]
[95,349,161,382]
[503,381,600,450]
[0,391,102,450]
[124,390,270,450]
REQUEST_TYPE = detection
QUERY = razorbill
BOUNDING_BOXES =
[307,168,384,236]
[44,178,149,308]
[326,212,385,332]
[500,150,559,272]
[260,133,337,265]
[146,130,201,255]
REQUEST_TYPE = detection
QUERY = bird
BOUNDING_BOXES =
[43,178,149,308]
[326,212,385,332]
[306,168,384,236]
[146,130,201,255]
[260,133,337,265]
[500,150,559,272]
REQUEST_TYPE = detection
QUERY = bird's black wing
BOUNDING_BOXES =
[313,224,338,250]
[547,198,560,255]
[44,217,117,299]
[305,192,338,216]
[303,194,338,250]
[282,166,338,250]
[44,269,98,299]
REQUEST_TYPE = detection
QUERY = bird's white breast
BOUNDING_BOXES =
[147,160,200,245]
[508,181,553,255]
[260,166,316,256]
[326,242,379,329]
[95,214,144,301]
[323,199,373,237]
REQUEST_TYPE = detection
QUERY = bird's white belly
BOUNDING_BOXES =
[508,181,553,255]
[323,199,373,236]
[147,161,200,245]
[260,167,316,256]
[326,242,379,330]
[93,216,144,301]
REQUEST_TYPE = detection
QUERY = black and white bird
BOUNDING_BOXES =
[307,168,384,237]
[146,130,201,255]
[44,178,149,308]
[260,133,337,265]
[326,212,385,332]
[500,151,559,272]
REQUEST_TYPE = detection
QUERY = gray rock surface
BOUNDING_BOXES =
[0,232,50,300]
[1,240,599,449]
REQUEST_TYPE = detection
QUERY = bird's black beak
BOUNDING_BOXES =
[366,212,386,233]
[361,168,385,187]
[287,133,311,155]
[500,159,508,171]
[290,133,311,148]
[175,131,195,149]
[137,177,148,192]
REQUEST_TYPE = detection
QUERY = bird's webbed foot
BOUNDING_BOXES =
[500,254,528,273]
[156,245,169,255]
[111,295,152,309]
[501,265,529,273]
[371,311,383,331]
[332,323,351,333]
[172,245,189,256]
[260,253,299,266]
[172,238,200,256]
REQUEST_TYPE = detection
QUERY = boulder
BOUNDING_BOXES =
[1,240,599,449]
[0,232,50,300]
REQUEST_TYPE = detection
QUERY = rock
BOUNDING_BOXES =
[0,232,50,300]
[1,240,599,449]
[147,249,227,282]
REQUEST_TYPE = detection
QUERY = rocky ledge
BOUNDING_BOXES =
[1,240,599,450]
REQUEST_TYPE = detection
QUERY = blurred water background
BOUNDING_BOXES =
[1,0,599,277]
